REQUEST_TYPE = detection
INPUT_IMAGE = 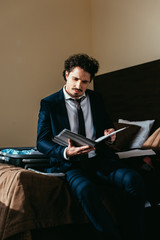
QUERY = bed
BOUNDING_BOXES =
[1,59,160,240]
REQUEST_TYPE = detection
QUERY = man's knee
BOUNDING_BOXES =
[109,168,145,198]
[65,169,96,200]
[122,169,146,201]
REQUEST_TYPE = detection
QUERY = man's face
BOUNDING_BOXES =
[65,67,91,99]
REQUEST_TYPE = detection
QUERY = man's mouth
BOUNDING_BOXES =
[73,88,82,93]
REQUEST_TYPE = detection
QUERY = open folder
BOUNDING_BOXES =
[52,127,127,147]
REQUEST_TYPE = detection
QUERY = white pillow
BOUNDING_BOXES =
[118,119,155,149]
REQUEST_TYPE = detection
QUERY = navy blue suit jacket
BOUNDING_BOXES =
[37,88,114,172]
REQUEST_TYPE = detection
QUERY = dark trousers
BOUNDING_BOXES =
[65,154,146,240]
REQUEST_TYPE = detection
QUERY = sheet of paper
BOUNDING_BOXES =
[116,149,156,159]
[95,127,128,143]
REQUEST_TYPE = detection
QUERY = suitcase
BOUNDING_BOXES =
[0,147,50,170]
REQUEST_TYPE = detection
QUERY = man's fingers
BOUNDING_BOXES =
[67,140,95,157]
[76,146,95,154]
[68,138,73,147]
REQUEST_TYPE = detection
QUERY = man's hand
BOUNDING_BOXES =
[66,139,95,158]
[104,128,116,143]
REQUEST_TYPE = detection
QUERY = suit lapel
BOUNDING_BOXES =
[56,89,70,131]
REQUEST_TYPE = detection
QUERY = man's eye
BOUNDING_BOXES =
[83,81,89,84]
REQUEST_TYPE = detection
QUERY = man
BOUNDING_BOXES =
[37,54,146,240]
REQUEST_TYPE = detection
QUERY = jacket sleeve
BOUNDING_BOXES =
[36,99,65,160]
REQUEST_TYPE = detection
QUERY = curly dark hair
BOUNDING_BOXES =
[63,54,99,82]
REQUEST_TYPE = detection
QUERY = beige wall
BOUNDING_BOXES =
[1,0,160,147]
[91,0,160,74]
[0,0,92,147]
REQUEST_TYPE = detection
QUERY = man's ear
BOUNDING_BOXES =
[65,71,69,79]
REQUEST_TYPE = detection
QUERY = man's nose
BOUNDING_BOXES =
[76,80,82,89]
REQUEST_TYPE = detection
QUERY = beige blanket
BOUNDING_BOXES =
[0,163,124,239]
[0,164,90,239]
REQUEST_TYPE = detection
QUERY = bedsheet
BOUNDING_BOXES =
[0,164,118,240]
[0,164,87,239]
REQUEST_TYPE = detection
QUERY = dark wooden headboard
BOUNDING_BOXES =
[94,59,160,131]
